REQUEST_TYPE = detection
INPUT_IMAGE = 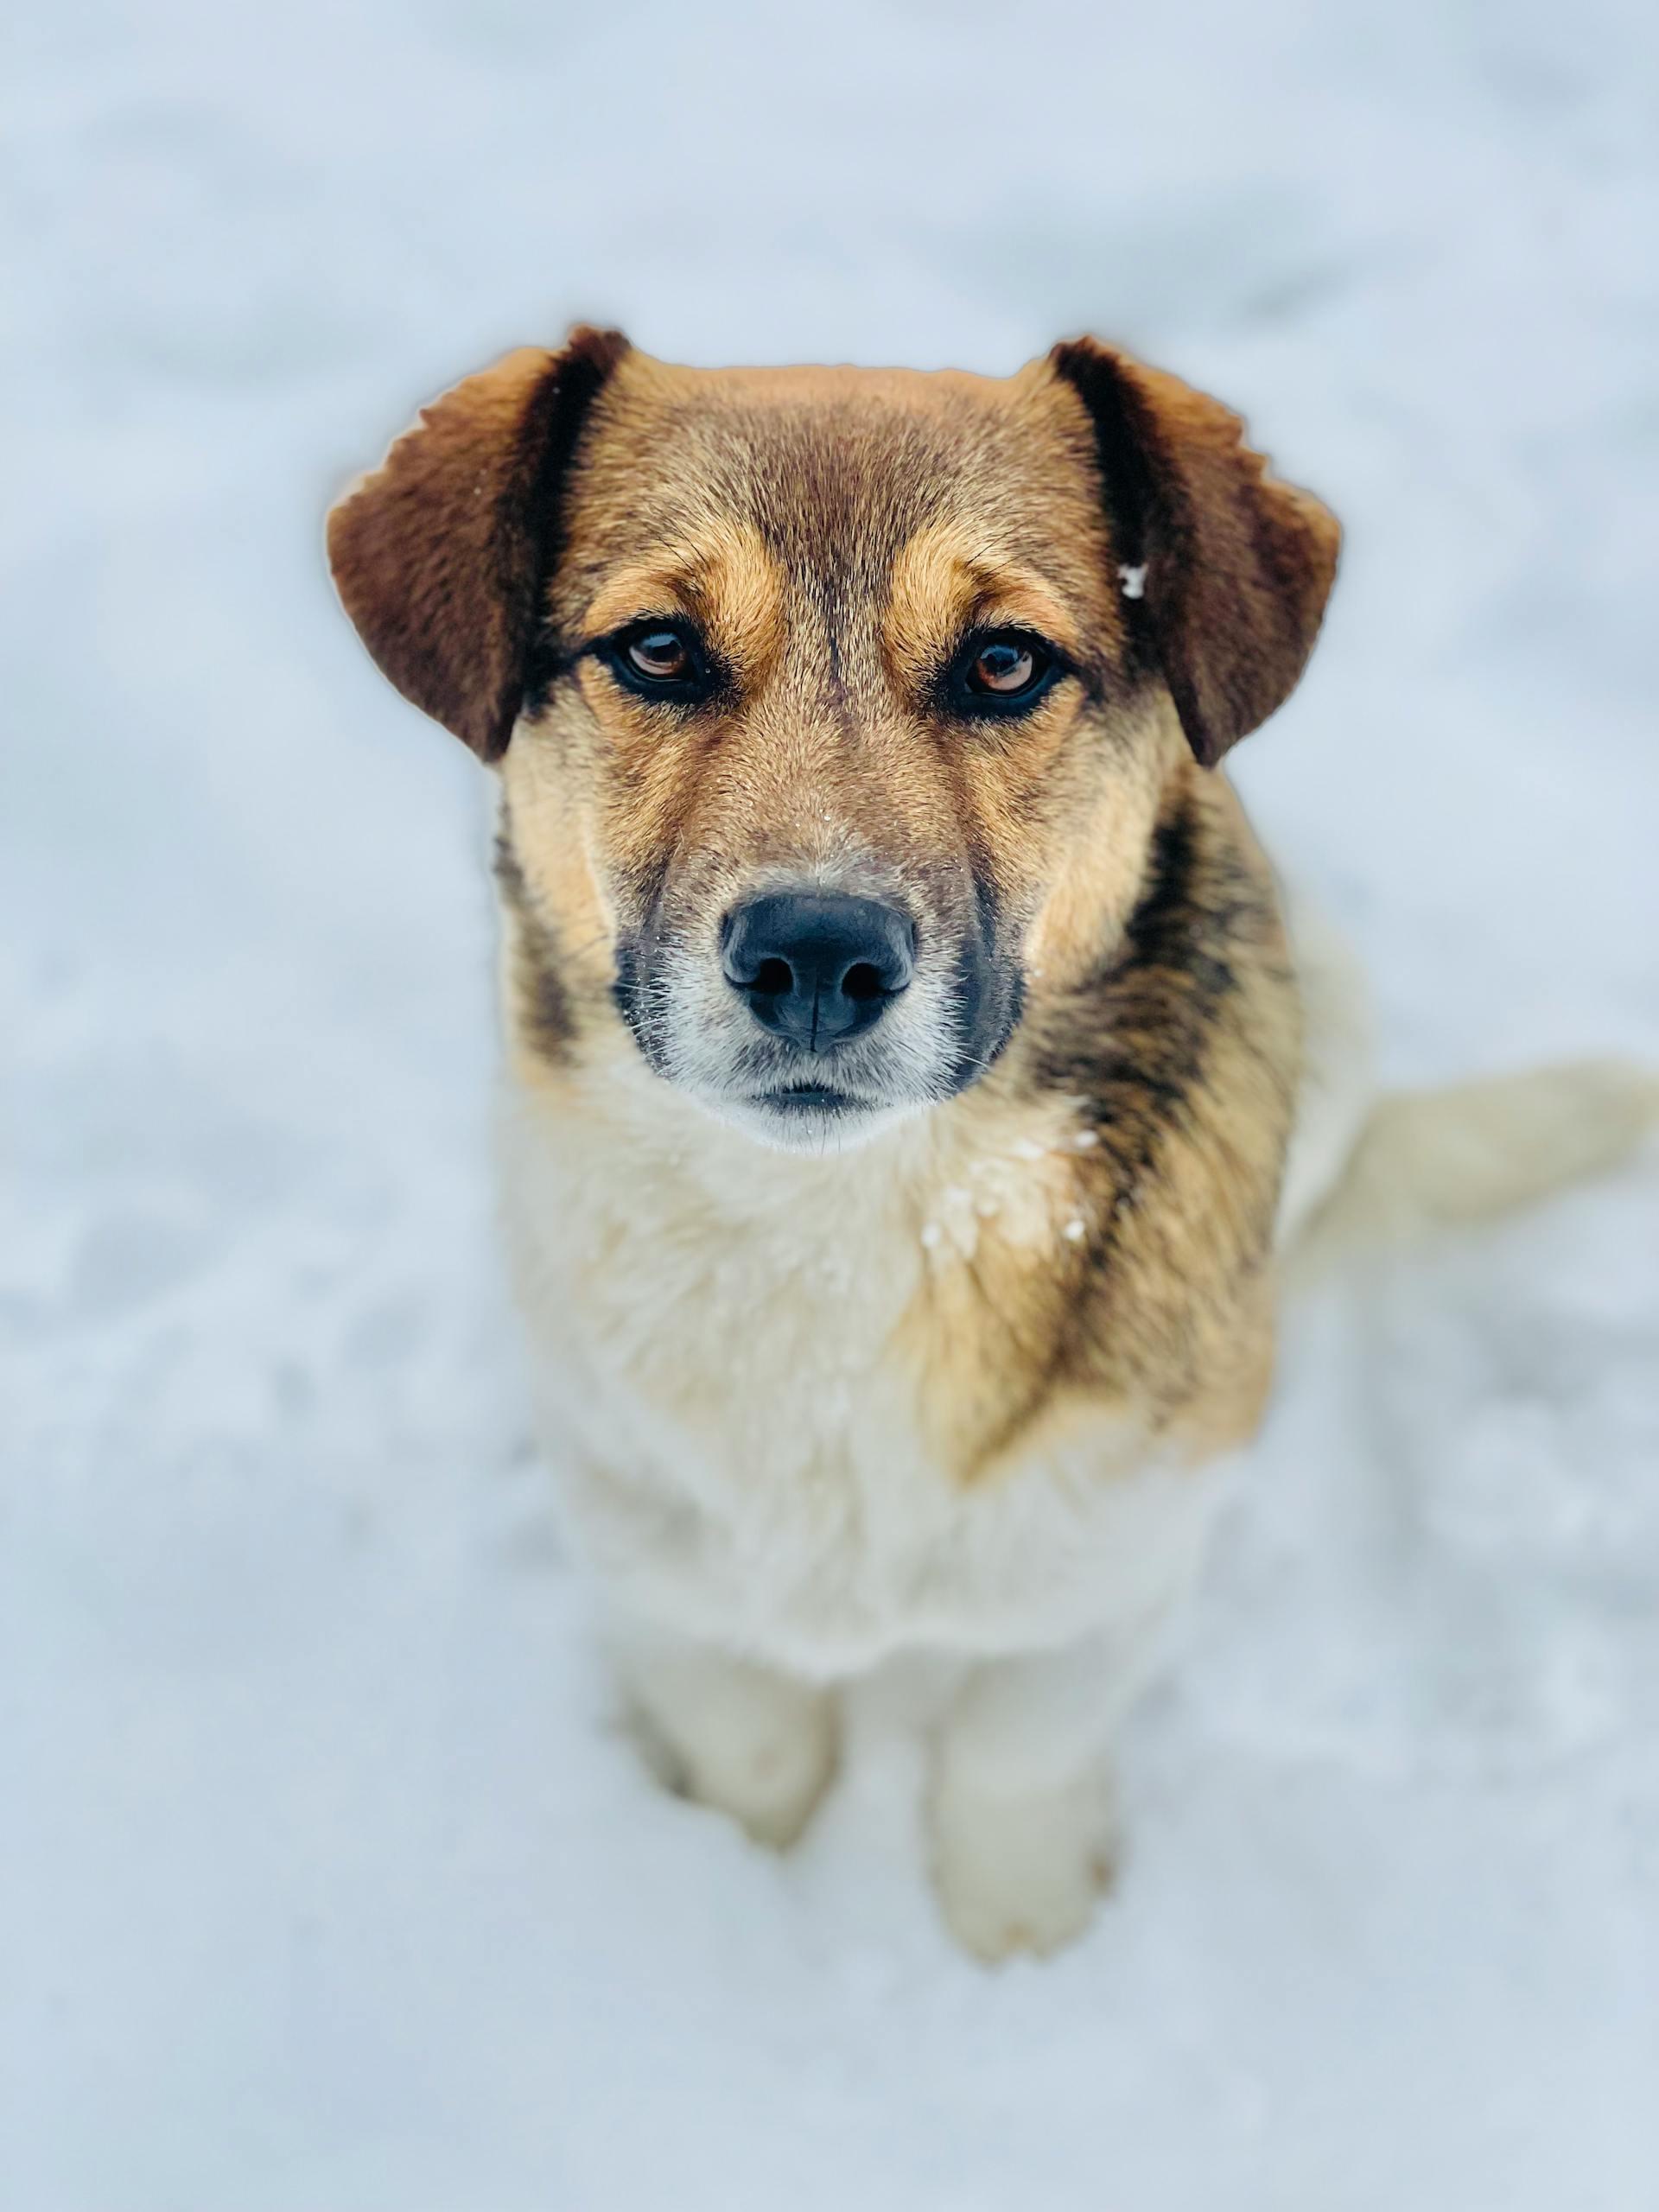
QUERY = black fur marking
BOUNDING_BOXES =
[609,929,677,1077]
[1048,340,1160,685]
[494,830,579,1064]
[944,861,1022,1089]
[1034,789,1263,1276]
[517,328,630,728]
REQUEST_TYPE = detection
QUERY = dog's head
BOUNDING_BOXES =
[328,331,1338,1152]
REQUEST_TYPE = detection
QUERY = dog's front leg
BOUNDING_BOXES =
[607,1612,840,1851]
[928,1606,1181,1962]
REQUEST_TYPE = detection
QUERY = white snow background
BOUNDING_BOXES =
[3,2,1658,2206]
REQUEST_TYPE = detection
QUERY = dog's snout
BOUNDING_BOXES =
[722,893,915,1049]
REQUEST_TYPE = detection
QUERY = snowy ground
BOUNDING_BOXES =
[4,2,1658,2206]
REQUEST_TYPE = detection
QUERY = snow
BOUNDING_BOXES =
[3,1,1658,2206]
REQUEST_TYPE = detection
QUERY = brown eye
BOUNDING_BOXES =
[951,629,1058,715]
[605,620,714,702]
[970,639,1036,694]
[626,628,690,681]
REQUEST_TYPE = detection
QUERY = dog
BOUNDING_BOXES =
[327,330,1656,1959]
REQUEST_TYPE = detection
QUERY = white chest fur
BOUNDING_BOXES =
[498,1057,1229,1678]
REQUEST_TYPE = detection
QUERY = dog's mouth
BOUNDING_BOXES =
[757,1081,863,1114]
[727,1075,915,1154]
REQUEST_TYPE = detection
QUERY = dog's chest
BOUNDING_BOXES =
[499,1079,1201,1669]
[505,1086,938,1484]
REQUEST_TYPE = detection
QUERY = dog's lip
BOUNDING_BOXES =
[751,1081,868,1112]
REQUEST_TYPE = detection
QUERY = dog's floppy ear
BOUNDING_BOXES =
[327,326,629,760]
[1049,336,1339,766]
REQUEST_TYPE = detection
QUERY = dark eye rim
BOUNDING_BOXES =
[596,617,721,704]
[944,626,1068,719]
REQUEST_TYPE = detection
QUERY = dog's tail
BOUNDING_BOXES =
[1276,898,1659,1275]
[1294,1059,1659,1270]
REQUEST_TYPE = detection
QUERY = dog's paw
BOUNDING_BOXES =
[632,1672,839,1851]
[928,1757,1120,1963]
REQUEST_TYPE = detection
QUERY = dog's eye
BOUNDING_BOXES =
[601,620,714,702]
[626,628,691,681]
[970,639,1039,694]
[951,629,1062,716]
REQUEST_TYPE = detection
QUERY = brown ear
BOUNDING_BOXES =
[327,326,629,760]
[1050,336,1339,766]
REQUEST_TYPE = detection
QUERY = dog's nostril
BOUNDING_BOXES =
[841,962,885,1002]
[751,957,794,996]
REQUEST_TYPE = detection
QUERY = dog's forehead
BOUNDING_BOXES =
[558,354,1112,603]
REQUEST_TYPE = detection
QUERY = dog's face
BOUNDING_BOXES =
[518,356,1147,1151]
[329,333,1338,1152]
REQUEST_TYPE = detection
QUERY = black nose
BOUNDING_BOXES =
[721,893,915,1049]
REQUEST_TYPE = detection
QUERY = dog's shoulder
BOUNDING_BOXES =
[906,766,1300,1480]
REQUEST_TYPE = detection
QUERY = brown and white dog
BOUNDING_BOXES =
[328,331,1656,1959]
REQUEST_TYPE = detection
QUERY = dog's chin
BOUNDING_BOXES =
[696,1081,929,1157]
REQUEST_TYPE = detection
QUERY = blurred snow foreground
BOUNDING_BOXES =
[3,0,1658,2205]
